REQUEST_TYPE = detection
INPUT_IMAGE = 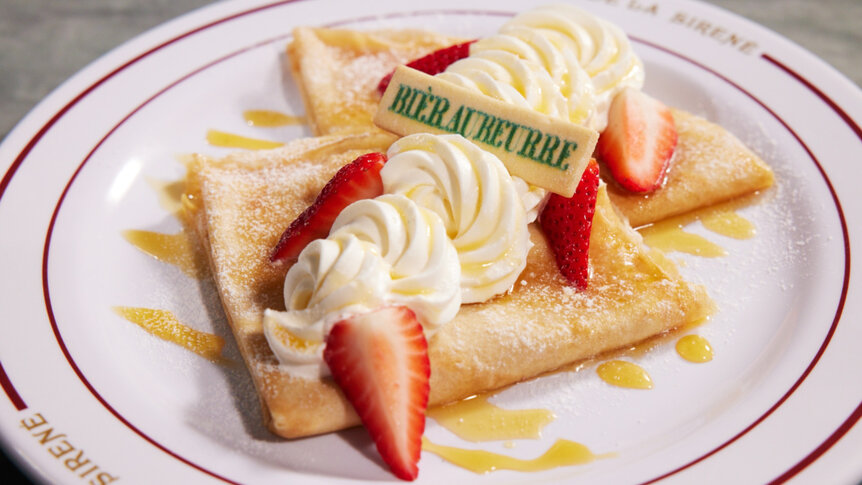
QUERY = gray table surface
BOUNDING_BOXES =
[1,0,860,143]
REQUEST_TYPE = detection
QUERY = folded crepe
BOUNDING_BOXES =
[288,27,464,137]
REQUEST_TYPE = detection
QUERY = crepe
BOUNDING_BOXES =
[604,109,775,227]
[287,27,774,226]
[187,132,713,438]
[288,27,465,136]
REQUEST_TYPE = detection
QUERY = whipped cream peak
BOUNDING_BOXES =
[330,193,462,326]
[383,133,533,303]
[264,192,462,378]
[437,4,644,131]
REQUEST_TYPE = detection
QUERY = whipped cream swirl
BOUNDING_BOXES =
[436,4,644,131]
[263,193,460,378]
[330,194,461,325]
[382,133,532,303]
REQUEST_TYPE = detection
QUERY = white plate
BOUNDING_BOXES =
[1,0,860,483]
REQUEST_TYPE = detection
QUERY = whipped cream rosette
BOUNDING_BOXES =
[383,133,539,303]
[437,4,644,131]
[330,194,462,326]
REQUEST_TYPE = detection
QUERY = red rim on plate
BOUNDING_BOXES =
[0,2,858,483]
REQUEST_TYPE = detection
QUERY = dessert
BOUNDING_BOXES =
[184,4,773,480]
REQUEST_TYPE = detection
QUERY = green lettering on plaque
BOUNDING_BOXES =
[424,94,450,128]
[388,84,413,115]
[537,134,561,166]
[518,128,543,160]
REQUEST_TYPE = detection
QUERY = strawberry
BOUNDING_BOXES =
[270,152,386,262]
[539,159,600,290]
[597,87,678,193]
[324,306,430,481]
[377,40,476,94]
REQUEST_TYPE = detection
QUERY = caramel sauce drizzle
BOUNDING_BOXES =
[243,109,306,127]
[113,307,226,363]
[123,176,208,279]
[146,177,186,215]
[639,225,727,257]
[427,393,555,442]
[424,390,611,474]
[676,335,714,363]
[638,197,757,257]
[122,229,208,280]
[596,360,654,389]
[422,437,606,474]
[206,130,284,150]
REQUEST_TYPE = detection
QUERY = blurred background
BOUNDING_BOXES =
[0,0,859,482]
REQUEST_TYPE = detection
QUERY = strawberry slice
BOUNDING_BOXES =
[324,306,430,481]
[597,87,678,193]
[270,152,387,262]
[377,40,476,95]
[539,159,600,290]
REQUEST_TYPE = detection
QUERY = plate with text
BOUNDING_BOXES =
[0,0,860,483]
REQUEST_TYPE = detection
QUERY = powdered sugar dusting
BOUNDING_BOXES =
[426,191,712,404]
[290,27,464,135]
